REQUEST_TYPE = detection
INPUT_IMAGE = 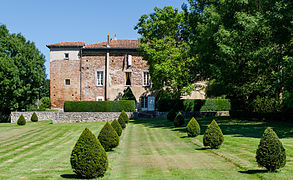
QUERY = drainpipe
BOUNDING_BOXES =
[105,33,110,100]
[80,48,83,101]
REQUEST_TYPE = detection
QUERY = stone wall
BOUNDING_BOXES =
[10,112,57,123]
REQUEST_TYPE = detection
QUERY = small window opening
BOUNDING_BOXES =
[140,96,148,109]
[64,53,69,59]
[126,72,131,86]
[65,79,70,85]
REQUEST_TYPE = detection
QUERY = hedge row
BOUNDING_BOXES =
[157,99,230,112]
[230,110,293,122]
[64,100,136,112]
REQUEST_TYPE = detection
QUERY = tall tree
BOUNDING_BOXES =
[0,25,46,115]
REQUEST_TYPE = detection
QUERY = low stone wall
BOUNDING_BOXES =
[10,111,135,124]
[10,112,57,123]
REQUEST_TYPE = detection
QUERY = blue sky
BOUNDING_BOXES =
[0,0,186,78]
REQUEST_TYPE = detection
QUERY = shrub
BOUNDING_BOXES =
[256,127,286,172]
[31,112,38,122]
[122,87,136,101]
[111,119,122,136]
[174,112,184,127]
[40,97,51,109]
[98,122,120,151]
[203,120,224,149]
[64,100,136,112]
[70,128,108,178]
[17,114,26,125]
[120,110,129,124]
[186,117,200,137]
[118,113,126,129]
[167,110,176,121]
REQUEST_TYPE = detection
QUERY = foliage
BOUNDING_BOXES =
[118,113,126,129]
[256,127,286,172]
[111,119,122,136]
[157,99,230,112]
[70,128,108,178]
[40,79,50,98]
[120,110,129,124]
[64,100,136,112]
[186,117,200,137]
[98,122,119,151]
[30,112,38,122]
[40,97,50,109]
[122,87,136,101]
[17,114,26,125]
[0,25,46,115]
[203,120,224,149]
[174,112,185,127]
[135,6,200,98]
[167,109,177,121]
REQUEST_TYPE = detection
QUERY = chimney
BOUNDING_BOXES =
[114,34,117,40]
[107,33,110,47]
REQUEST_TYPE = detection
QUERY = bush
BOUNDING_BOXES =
[174,112,185,127]
[17,114,26,125]
[111,119,122,136]
[256,127,286,172]
[186,117,200,137]
[122,87,136,101]
[203,120,224,149]
[118,113,126,129]
[167,110,176,121]
[98,122,120,151]
[40,97,51,109]
[31,112,38,122]
[120,110,129,124]
[70,128,108,178]
[64,100,136,112]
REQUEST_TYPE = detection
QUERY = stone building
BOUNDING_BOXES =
[47,34,205,110]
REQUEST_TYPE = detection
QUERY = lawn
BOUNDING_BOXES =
[0,117,292,179]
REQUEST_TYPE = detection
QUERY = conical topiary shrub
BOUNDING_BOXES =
[17,114,26,126]
[70,128,108,178]
[174,112,184,127]
[203,120,224,149]
[31,112,38,122]
[118,113,126,129]
[167,109,176,122]
[120,110,129,124]
[256,127,286,172]
[186,117,200,137]
[111,119,122,136]
[98,122,119,151]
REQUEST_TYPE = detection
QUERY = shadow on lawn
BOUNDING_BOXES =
[131,116,293,139]
[239,170,269,174]
[60,174,79,179]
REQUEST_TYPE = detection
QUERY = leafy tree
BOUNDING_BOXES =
[40,79,50,99]
[17,114,26,125]
[0,25,46,116]
[186,117,200,137]
[31,112,38,122]
[135,6,200,98]
[71,128,108,178]
[174,112,185,127]
[98,122,119,151]
[256,127,286,172]
[122,87,136,101]
[40,97,50,109]
[203,120,224,149]
[111,119,122,136]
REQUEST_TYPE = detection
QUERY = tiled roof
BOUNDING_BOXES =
[84,39,140,49]
[46,41,85,48]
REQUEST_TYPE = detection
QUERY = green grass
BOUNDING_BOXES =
[0,118,292,179]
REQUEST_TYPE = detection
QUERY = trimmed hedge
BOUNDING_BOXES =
[203,120,224,149]
[167,110,177,121]
[98,122,119,151]
[157,99,230,112]
[186,117,200,137]
[31,112,38,122]
[70,128,108,178]
[174,112,185,127]
[17,114,26,126]
[120,110,129,123]
[64,100,136,112]
[111,119,122,136]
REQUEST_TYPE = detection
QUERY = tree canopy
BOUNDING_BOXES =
[0,25,46,115]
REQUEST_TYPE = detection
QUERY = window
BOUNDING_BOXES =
[65,79,70,85]
[125,54,132,67]
[143,71,150,86]
[126,72,131,86]
[96,96,104,101]
[64,53,69,60]
[140,96,148,109]
[96,71,104,86]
